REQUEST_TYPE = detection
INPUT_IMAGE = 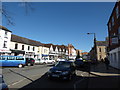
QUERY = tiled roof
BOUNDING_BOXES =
[0,25,12,32]
[43,44,68,51]
[11,34,42,46]
[96,41,108,46]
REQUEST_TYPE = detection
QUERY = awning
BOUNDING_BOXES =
[42,54,49,57]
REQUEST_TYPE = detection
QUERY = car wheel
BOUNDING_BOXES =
[18,64,23,68]
[31,64,34,66]
[43,62,46,64]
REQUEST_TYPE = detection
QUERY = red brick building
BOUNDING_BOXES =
[107,1,120,69]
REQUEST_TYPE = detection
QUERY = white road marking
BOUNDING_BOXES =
[8,73,44,87]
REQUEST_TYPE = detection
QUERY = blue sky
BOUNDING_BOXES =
[2,2,115,52]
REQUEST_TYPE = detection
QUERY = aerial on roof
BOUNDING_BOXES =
[0,25,12,32]
[11,34,42,46]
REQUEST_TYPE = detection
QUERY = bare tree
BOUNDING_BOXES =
[1,0,35,25]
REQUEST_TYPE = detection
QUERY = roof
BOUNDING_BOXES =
[0,25,12,32]
[11,34,42,46]
[43,44,68,51]
[96,41,108,46]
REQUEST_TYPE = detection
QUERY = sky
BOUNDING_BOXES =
[2,2,116,52]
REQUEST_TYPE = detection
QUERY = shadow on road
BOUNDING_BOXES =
[9,69,34,82]
[18,72,85,89]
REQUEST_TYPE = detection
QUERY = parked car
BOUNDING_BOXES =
[40,58,55,64]
[35,59,41,65]
[68,58,75,62]
[47,61,76,80]
[74,59,84,68]
[0,74,8,90]
[57,58,66,62]
[25,58,35,66]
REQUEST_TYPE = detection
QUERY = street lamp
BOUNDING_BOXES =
[87,33,97,61]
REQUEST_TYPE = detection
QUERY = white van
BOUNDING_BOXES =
[39,58,55,64]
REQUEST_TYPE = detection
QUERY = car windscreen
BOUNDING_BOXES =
[55,62,71,68]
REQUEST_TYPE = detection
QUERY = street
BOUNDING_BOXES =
[2,64,90,89]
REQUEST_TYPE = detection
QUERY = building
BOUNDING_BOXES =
[96,41,108,61]
[10,34,42,59]
[43,44,68,60]
[68,44,77,59]
[39,44,50,60]
[89,41,107,62]
[0,25,12,55]
[107,1,120,69]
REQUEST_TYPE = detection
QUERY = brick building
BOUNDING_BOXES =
[107,1,120,69]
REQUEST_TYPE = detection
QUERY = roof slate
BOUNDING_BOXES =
[0,25,12,32]
[11,34,42,46]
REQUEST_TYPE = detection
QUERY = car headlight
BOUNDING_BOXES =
[62,71,69,75]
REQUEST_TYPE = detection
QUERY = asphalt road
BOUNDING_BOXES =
[2,64,90,89]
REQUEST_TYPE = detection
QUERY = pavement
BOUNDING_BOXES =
[87,62,120,88]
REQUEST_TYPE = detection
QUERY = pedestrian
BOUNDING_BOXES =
[104,57,110,70]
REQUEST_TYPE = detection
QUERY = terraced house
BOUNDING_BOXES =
[0,25,12,55]
[107,1,120,69]
[10,34,42,59]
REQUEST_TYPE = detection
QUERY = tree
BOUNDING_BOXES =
[75,51,81,59]
[1,0,35,25]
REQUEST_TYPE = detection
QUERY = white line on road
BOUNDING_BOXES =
[8,73,45,87]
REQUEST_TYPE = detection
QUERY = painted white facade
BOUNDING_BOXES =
[109,47,120,69]
[0,29,11,55]
[38,46,49,59]
[10,41,39,59]
[69,48,77,59]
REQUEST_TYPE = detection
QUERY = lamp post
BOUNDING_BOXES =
[87,33,97,61]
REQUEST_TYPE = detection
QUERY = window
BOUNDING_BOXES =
[15,43,18,49]
[33,47,35,51]
[4,31,8,38]
[99,48,101,52]
[7,57,15,60]
[16,57,24,60]
[22,45,24,50]
[118,26,120,39]
[112,16,114,26]
[114,53,117,62]
[109,22,111,30]
[28,46,30,50]
[3,41,7,48]
[44,49,47,53]
[116,6,119,18]
[112,37,118,44]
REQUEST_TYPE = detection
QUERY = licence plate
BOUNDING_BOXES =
[52,74,59,77]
